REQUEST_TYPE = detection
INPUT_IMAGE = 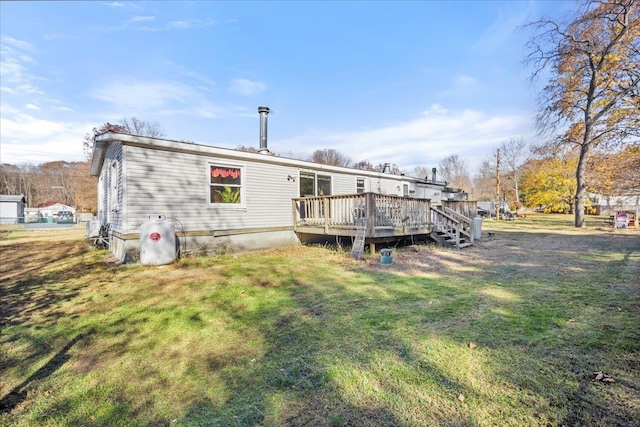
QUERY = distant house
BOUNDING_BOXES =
[0,194,26,224]
[90,107,475,263]
[590,193,639,216]
[39,202,76,220]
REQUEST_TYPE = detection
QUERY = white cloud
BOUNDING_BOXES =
[1,106,65,138]
[455,74,477,85]
[89,80,198,109]
[133,18,215,32]
[160,60,218,88]
[229,78,266,96]
[0,106,90,164]
[472,4,532,53]
[0,36,42,95]
[26,103,40,110]
[44,32,66,41]
[87,79,229,119]
[168,20,191,29]
[276,105,534,173]
[167,18,214,30]
[103,1,142,12]
[1,36,35,51]
[129,15,156,23]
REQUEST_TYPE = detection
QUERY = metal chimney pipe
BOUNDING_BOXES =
[431,168,437,183]
[258,106,270,154]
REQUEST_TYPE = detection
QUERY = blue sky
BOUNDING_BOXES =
[1,1,575,173]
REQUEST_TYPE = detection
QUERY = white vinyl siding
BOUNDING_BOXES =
[123,146,300,234]
[117,141,424,235]
[98,142,123,230]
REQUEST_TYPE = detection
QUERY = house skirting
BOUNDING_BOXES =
[109,226,301,264]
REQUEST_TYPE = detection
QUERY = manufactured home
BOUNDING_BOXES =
[90,107,476,263]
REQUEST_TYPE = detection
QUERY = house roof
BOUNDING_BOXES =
[40,202,74,210]
[0,194,26,203]
[91,131,427,184]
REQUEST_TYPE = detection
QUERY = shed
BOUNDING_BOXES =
[0,194,26,224]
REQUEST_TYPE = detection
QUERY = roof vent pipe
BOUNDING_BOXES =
[431,168,437,183]
[258,106,270,154]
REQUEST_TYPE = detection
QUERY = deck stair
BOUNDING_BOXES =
[429,206,474,249]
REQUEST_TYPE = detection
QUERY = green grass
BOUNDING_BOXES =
[1,215,639,426]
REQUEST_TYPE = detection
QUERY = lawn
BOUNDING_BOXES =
[1,215,639,426]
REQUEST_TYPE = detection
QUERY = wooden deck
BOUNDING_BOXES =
[292,193,477,250]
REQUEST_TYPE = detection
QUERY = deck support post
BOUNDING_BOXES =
[324,199,330,234]
[365,193,376,238]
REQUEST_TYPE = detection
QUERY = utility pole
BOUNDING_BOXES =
[495,149,500,221]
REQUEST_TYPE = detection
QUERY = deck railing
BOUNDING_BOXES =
[292,193,432,237]
[441,200,477,220]
[292,195,477,248]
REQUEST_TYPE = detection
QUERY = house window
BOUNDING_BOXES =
[300,172,315,197]
[403,184,409,197]
[318,175,331,196]
[210,165,243,204]
[356,178,365,194]
[299,172,332,197]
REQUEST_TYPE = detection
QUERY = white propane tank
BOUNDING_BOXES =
[140,215,176,265]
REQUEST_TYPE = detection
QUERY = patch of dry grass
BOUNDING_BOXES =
[1,215,639,426]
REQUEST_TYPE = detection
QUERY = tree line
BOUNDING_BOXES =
[2,126,637,216]
[0,161,97,213]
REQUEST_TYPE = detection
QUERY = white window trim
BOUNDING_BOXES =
[208,162,246,209]
[110,161,119,211]
[299,171,333,197]
[356,177,366,194]
[299,170,316,197]
[316,173,332,197]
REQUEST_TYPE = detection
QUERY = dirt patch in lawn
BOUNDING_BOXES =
[359,223,639,281]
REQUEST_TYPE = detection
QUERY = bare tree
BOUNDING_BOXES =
[119,117,165,138]
[353,159,376,171]
[438,155,473,193]
[82,123,126,159]
[236,145,259,154]
[472,159,497,201]
[309,149,352,167]
[526,0,640,227]
[499,138,530,203]
[411,166,432,180]
[82,118,165,159]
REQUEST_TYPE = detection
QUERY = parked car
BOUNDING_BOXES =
[57,211,74,223]
[477,207,491,218]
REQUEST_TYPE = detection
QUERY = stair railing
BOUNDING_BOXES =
[430,206,461,247]
[444,207,474,245]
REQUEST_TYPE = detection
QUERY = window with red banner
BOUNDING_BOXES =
[210,165,242,204]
